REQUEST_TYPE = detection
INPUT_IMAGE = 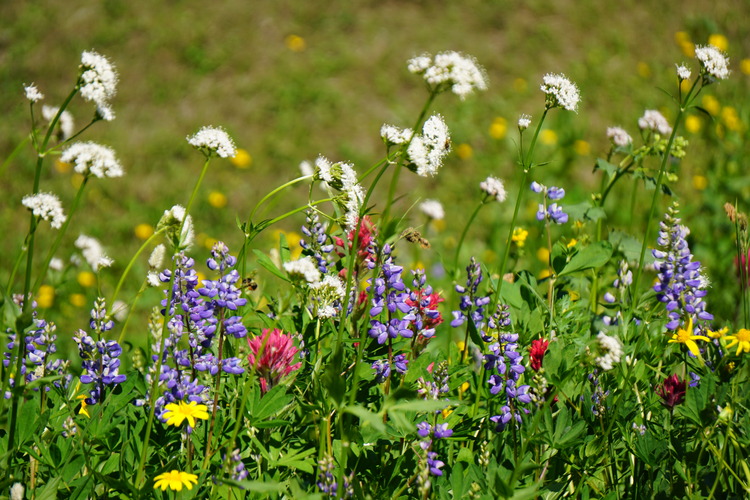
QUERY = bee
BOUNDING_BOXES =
[401,228,431,249]
[241,273,259,292]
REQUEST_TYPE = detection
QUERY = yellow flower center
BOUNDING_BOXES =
[736,329,750,342]
[674,329,691,342]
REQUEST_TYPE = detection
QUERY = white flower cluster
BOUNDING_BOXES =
[518,114,532,130]
[313,156,364,231]
[595,331,623,371]
[407,51,488,100]
[540,73,580,112]
[695,44,730,81]
[79,50,118,121]
[309,275,346,319]
[60,142,123,178]
[24,84,44,103]
[419,199,445,220]
[606,126,633,148]
[380,124,413,146]
[480,176,507,202]
[157,205,194,250]
[675,64,692,81]
[42,106,75,141]
[638,109,672,136]
[146,244,166,287]
[22,192,66,229]
[75,234,113,271]
[284,256,322,284]
[187,126,237,158]
[407,114,451,177]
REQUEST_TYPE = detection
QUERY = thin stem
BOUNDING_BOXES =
[248,174,312,222]
[453,200,486,277]
[109,229,166,314]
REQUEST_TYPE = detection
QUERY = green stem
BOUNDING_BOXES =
[109,228,166,315]
[493,108,549,306]
[32,177,90,293]
[248,174,312,222]
[453,200,486,277]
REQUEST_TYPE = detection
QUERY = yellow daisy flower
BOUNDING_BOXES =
[153,470,198,491]
[724,328,750,356]
[162,401,209,428]
[668,316,709,361]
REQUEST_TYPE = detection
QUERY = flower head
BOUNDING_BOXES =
[247,329,302,393]
[595,332,623,371]
[284,256,322,284]
[157,205,194,251]
[724,328,750,356]
[79,50,118,120]
[406,114,451,177]
[695,44,730,81]
[153,470,198,491]
[24,84,44,102]
[540,73,580,111]
[517,114,532,130]
[22,192,66,229]
[676,64,692,81]
[638,110,672,136]
[480,176,507,202]
[187,126,237,158]
[668,316,710,360]
[419,199,445,220]
[60,142,123,178]
[75,234,113,271]
[42,106,74,141]
[655,374,686,409]
[606,126,633,148]
[380,124,413,146]
[529,338,549,371]
[408,51,488,99]
[162,400,209,428]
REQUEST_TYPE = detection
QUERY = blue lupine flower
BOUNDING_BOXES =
[371,359,390,382]
[532,182,569,225]
[451,257,491,339]
[300,209,334,273]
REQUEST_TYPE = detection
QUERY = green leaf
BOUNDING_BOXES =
[385,399,451,413]
[34,476,61,500]
[343,405,387,435]
[252,384,294,421]
[224,478,287,492]
[595,158,618,177]
[279,231,291,263]
[558,241,613,277]
[253,249,289,282]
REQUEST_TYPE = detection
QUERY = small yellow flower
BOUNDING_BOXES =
[512,227,528,247]
[701,95,720,116]
[153,470,198,491]
[456,341,466,352]
[692,175,707,191]
[134,223,154,240]
[536,247,550,263]
[679,78,691,93]
[708,34,729,52]
[77,271,96,288]
[70,293,86,308]
[707,326,728,339]
[203,236,218,250]
[162,401,209,428]
[637,61,651,78]
[740,58,750,75]
[284,34,306,52]
[538,269,551,280]
[674,31,690,45]
[721,107,742,132]
[668,316,709,360]
[207,191,227,208]
[684,115,702,134]
[540,129,557,146]
[573,140,590,156]
[230,148,252,168]
[489,117,507,139]
[566,238,578,248]
[724,328,750,356]
[77,394,90,418]
[455,143,473,160]
[55,159,72,173]
[37,285,55,309]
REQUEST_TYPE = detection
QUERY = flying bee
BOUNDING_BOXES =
[401,228,431,249]
[241,273,259,292]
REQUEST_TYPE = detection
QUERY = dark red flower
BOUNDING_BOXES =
[529,339,549,371]
[655,374,687,409]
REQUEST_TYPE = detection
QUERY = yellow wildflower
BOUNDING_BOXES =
[489,117,507,139]
[741,58,750,75]
[536,247,550,263]
[162,401,209,428]
[153,470,198,491]
[637,61,651,78]
[231,148,252,168]
[684,115,702,134]
[540,129,557,146]
[724,328,750,356]
[707,326,728,339]
[207,191,227,208]
[708,34,728,52]
[701,95,720,116]
[70,293,86,308]
[37,285,55,309]
[566,238,578,248]
[692,175,707,191]
[668,316,709,360]
[455,143,473,160]
[512,227,528,247]
[134,223,154,240]
[285,34,306,52]
[573,140,590,156]
[77,271,96,288]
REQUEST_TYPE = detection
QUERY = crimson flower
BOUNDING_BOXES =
[247,329,302,393]
[529,339,549,371]
[655,374,687,409]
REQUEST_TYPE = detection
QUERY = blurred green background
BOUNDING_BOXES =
[1,0,749,340]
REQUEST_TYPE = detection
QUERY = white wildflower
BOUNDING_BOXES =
[309,275,346,319]
[299,160,314,177]
[419,199,445,220]
[606,126,633,147]
[41,106,75,141]
[695,44,730,81]
[157,205,194,251]
[380,124,413,146]
[595,332,623,371]
[147,272,161,287]
[480,176,507,202]
[187,126,236,158]
[24,84,44,102]
[343,182,364,232]
[49,257,64,271]
[79,50,118,119]
[284,256,321,284]
[60,142,123,178]
[518,114,532,130]
[95,103,115,122]
[10,483,24,500]
[541,73,580,112]
[314,156,333,185]
[638,109,672,136]
[408,51,488,99]
[676,64,692,81]
[75,234,113,271]
[148,244,166,269]
[112,300,128,322]
[407,114,450,177]
[22,192,66,229]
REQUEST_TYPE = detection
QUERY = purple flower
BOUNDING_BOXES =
[426,452,444,476]
[371,359,391,382]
